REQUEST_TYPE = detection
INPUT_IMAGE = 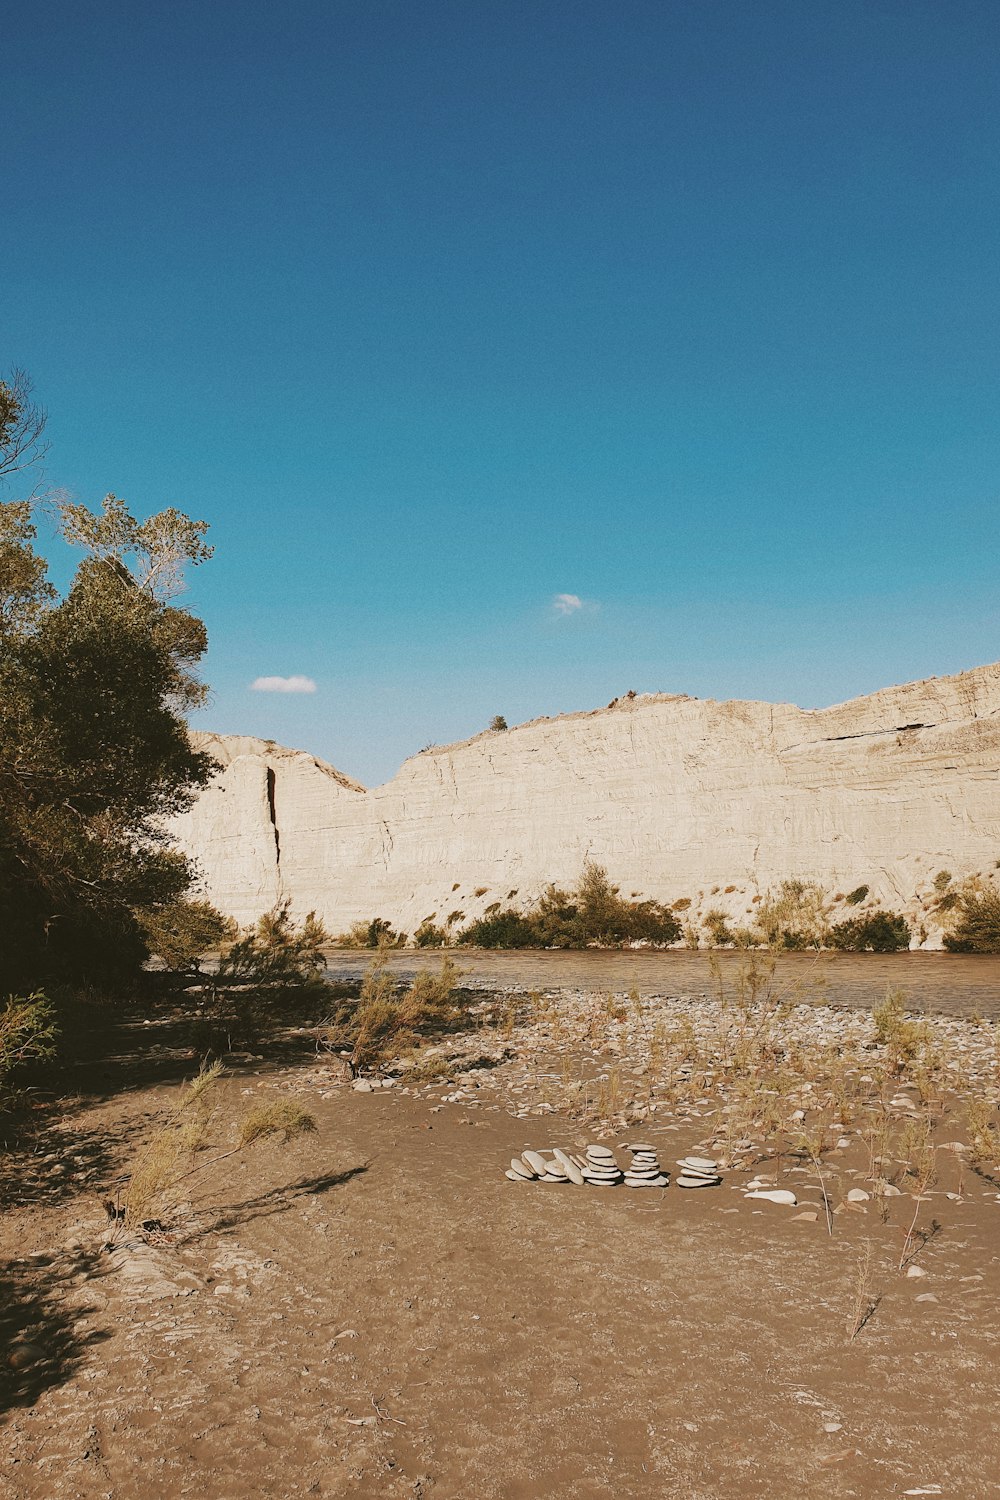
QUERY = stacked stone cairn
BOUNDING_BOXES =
[623,1143,668,1188]
[506,1144,711,1189]
[674,1155,722,1188]
[580,1145,624,1186]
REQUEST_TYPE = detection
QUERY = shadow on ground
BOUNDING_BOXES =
[0,1250,111,1417]
[184,1165,369,1240]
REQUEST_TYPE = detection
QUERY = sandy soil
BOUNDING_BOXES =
[3,991,999,1499]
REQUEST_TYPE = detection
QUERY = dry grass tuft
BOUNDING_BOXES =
[239,1099,317,1149]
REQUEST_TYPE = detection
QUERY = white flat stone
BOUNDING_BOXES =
[509,1158,534,1179]
[562,1160,585,1185]
[677,1174,720,1188]
[744,1189,797,1206]
[505,1169,525,1181]
[522,1150,549,1176]
[846,1188,870,1202]
[678,1157,718,1171]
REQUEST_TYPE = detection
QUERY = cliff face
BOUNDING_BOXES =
[169,664,1000,943]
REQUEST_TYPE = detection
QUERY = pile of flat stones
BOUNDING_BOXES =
[507,1148,586,1184]
[623,1143,669,1187]
[505,1143,670,1188]
[674,1155,722,1189]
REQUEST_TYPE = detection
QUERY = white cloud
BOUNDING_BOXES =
[251,674,317,694]
[552,593,584,616]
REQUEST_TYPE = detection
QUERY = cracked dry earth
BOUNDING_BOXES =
[3,1074,1000,1498]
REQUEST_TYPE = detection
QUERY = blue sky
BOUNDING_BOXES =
[4,1,998,786]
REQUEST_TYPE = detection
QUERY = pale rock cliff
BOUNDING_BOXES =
[169,663,1000,945]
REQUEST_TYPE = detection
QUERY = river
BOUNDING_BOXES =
[323,948,1000,1020]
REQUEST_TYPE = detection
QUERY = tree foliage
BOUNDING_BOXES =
[0,368,48,485]
[141,898,236,975]
[943,887,1000,953]
[828,910,911,952]
[0,457,215,989]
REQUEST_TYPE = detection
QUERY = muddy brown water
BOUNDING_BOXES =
[324,948,1000,1019]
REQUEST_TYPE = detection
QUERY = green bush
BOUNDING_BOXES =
[460,908,542,948]
[829,911,911,952]
[943,888,1000,953]
[459,864,681,949]
[140,898,236,974]
[0,992,57,1103]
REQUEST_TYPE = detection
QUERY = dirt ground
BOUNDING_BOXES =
[2,997,1000,1499]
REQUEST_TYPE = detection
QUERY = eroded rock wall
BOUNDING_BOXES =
[169,664,1000,943]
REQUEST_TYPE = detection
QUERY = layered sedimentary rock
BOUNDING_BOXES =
[169,663,1000,943]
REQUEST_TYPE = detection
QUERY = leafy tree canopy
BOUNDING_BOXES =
[1,387,216,990]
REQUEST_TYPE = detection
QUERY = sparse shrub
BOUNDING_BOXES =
[966,1097,1000,1163]
[218,900,329,987]
[933,870,952,892]
[141,898,236,974]
[414,919,450,948]
[704,909,735,946]
[943,888,1000,953]
[116,1062,315,1232]
[488,715,508,732]
[190,902,333,1051]
[754,880,831,949]
[0,992,57,1105]
[325,953,466,1072]
[333,917,406,949]
[845,885,869,906]
[672,897,692,912]
[872,989,928,1071]
[829,911,911,953]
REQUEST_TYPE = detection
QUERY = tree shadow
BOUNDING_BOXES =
[1,1114,138,1213]
[0,1250,111,1417]
[181,1165,369,1241]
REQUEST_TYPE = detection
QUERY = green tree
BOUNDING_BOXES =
[0,482,215,990]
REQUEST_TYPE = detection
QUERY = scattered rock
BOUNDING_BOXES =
[7,1344,45,1370]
